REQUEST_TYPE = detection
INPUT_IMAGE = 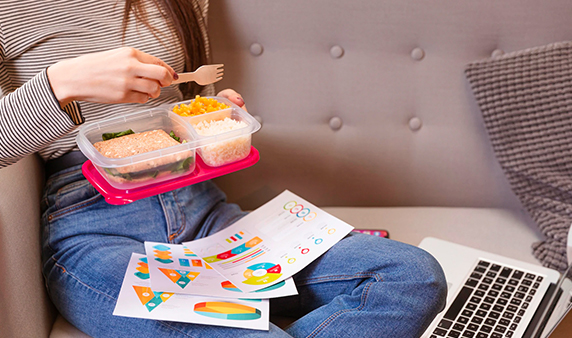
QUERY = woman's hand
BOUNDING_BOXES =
[47,47,177,108]
[217,88,247,111]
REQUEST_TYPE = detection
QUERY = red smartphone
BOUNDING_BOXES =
[352,229,390,239]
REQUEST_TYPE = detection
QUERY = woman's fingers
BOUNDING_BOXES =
[123,91,152,104]
[217,88,246,108]
[134,63,174,87]
[131,48,177,79]
[130,78,162,99]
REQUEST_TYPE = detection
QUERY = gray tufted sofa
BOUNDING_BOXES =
[2,0,572,337]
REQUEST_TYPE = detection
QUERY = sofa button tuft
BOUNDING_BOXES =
[330,45,344,59]
[409,117,422,131]
[329,116,343,130]
[411,47,425,61]
[491,49,504,58]
[250,43,264,56]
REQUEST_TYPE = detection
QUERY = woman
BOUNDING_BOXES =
[0,0,447,337]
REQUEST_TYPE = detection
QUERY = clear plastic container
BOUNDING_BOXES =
[167,97,261,167]
[76,108,197,190]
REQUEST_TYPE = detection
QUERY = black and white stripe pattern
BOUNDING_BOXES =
[0,0,213,168]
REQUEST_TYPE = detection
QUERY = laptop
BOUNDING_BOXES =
[419,237,572,338]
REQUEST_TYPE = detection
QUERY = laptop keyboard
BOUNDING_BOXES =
[431,259,543,338]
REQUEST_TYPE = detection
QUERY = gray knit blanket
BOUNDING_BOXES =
[465,42,572,272]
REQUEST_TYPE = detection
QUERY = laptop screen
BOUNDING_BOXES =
[537,263,572,338]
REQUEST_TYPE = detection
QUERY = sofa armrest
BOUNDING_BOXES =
[0,154,55,338]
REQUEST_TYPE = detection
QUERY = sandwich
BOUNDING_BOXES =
[93,129,194,183]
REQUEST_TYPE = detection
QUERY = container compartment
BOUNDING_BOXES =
[76,108,197,190]
[168,97,261,167]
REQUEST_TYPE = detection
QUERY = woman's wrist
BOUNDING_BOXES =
[46,60,76,108]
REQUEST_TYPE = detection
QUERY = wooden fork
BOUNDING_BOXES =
[172,64,224,85]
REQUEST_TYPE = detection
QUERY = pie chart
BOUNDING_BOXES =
[221,280,242,292]
[242,262,283,285]
[194,302,261,320]
[254,280,286,293]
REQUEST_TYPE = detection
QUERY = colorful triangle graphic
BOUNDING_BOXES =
[133,285,154,305]
[158,268,200,289]
[159,268,182,283]
[132,285,173,312]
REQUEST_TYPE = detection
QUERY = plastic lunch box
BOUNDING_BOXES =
[76,97,261,192]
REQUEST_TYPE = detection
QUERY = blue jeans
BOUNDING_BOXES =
[41,165,447,338]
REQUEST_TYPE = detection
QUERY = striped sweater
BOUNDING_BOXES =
[0,0,213,168]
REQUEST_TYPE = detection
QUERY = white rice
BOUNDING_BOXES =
[194,118,251,167]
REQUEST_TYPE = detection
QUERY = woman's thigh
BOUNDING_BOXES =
[41,166,233,286]
[41,169,291,337]
[44,234,291,338]
[272,233,447,338]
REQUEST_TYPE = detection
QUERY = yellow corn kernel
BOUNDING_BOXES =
[172,95,230,117]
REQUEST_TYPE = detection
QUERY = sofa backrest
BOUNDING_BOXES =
[208,0,572,210]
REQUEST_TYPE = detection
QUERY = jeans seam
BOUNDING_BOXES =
[46,167,83,185]
[55,181,93,208]
[306,279,376,338]
[297,272,382,286]
[158,194,173,243]
[44,213,56,258]
[156,321,195,338]
[52,257,116,302]
[168,189,186,242]
[53,257,196,337]
[48,194,102,221]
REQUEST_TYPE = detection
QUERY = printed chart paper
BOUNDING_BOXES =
[184,190,354,293]
[113,253,270,330]
[144,241,298,299]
